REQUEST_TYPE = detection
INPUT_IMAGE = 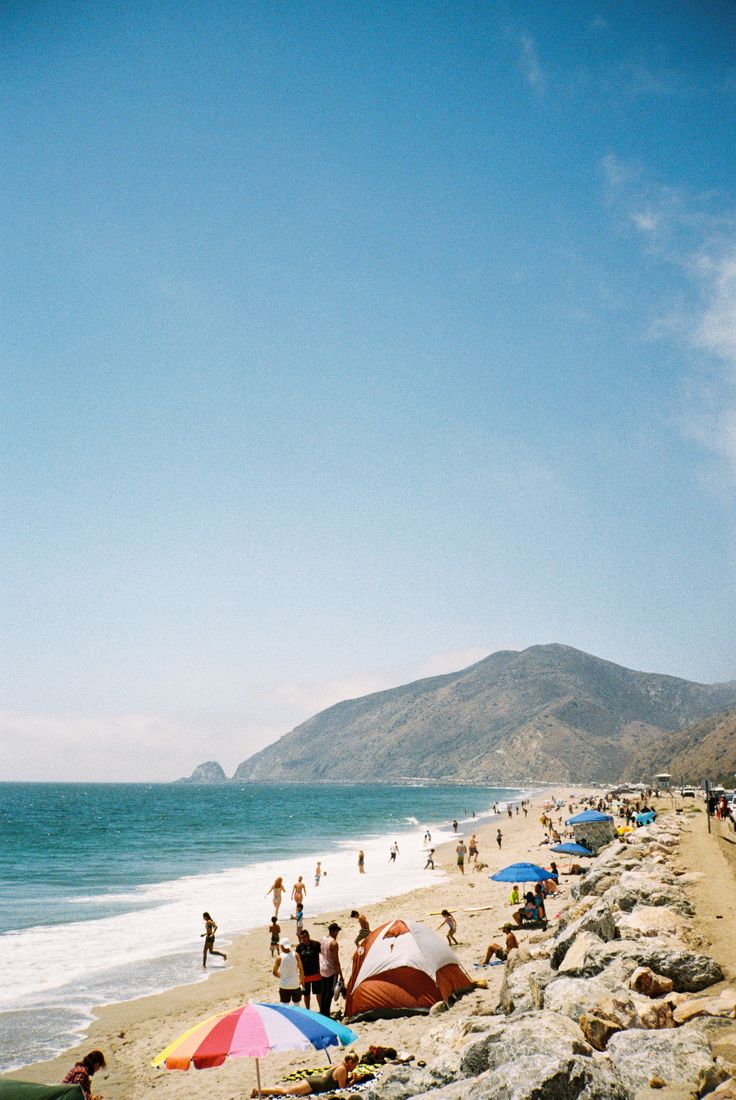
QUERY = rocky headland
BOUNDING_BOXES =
[369,812,736,1100]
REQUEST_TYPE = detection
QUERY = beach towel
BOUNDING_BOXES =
[0,1085,85,1099]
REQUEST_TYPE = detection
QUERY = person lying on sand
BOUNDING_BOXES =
[252,1052,360,1096]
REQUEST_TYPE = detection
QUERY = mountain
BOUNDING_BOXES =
[625,705,736,786]
[232,644,736,785]
[176,760,228,784]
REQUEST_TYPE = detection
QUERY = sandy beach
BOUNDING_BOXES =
[2,787,581,1098]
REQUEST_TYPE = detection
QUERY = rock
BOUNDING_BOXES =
[711,1025,736,1065]
[630,966,674,997]
[498,956,553,1015]
[543,976,613,1021]
[616,907,689,941]
[709,1078,736,1099]
[672,990,736,1025]
[640,947,725,992]
[455,1011,629,1099]
[604,880,693,917]
[550,900,618,970]
[556,932,613,976]
[365,1059,459,1100]
[429,1000,448,1015]
[579,1008,624,1051]
[607,1021,728,1097]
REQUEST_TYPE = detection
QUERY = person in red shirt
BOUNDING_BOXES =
[62,1050,106,1100]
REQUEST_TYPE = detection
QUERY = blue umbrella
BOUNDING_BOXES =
[490,862,551,883]
[550,842,593,857]
[565,809,613,825]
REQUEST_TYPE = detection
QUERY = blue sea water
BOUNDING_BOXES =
[0,781,523,1072]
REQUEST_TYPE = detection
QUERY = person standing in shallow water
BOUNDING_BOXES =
[201,912,227,967]
[357,849,365,873]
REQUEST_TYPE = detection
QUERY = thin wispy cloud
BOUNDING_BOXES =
[602,154,736,485]
[519,34,546,94]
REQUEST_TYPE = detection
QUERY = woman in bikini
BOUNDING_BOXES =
[265,876,285,918]
[201,912,227,967]
[252,1052,360,1096]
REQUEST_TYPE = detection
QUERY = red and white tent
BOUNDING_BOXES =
[344,918,473,1022]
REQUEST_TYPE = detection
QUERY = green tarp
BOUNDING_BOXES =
[0,1084,84,1099]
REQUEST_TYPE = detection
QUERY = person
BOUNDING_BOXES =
[318,922,343,1018]
[389,841,399,862]
[269,916,281,957]
[496,828,503,849]
[295,928,322,1010]
[424,847,436,870]
[548,861,560,884]
[482,924,518,964]
[350,909,370,947]
[468,833,479,862]
[456,838,467,874]
[507,805,512,818]
[251,1052,360,1096]
[273,936,304,1003]
[437,909,458,946]
[509,884,520,905]
[533,882,548,921]
[513,892,540,927]
[314,861,322,887]
[452,819,458,832]
[295,902,304,934]
[291,875,307,909]
[357,849,365,873]
[201,912,227,967]
[266,877,285,918]
[424,829,432,845]
[62,1051,106,1100]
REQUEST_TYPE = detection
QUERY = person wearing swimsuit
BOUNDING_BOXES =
[201,912,227,967]
[251,1052,359,1096]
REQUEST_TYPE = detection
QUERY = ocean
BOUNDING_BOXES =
[0,781,524,1072]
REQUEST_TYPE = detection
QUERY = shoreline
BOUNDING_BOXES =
[0,782,530,1074]
[2,786,578,1095]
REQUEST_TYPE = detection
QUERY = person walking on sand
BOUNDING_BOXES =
[424,847,435,869]
[63,1050,106,1100]
[424,829,431,845]
[266,877,285,918]
[468,833,479,863]
[388,840,399,862]
[357,849,365,873]
[273,936,304,1003]
[456,838,467,874]
[437,909,458,946]
[318,922,343,1018]
[291,875,307,910]
[350,909,370,947]
[496,828,503,850]
[295,928,322,1010]
[201,912,227,967]
[314,861,322,887]
[269,916,281,957]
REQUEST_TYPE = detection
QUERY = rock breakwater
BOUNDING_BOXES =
[368,814,736,1100]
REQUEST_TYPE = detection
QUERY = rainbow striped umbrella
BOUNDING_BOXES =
[152,1001,358,1096]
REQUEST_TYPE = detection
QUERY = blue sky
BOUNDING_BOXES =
[2,2,736,780]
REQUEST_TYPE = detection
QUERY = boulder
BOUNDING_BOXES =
[604,880,693,917]
[579,1008,625,1051]
[616,907,689,941]
[606,1021,728,1097]
[630,966,674,997]
[640,947,725,992]
[543,976,613,1021]
[455,1011,629,1099]
[672,989,736,1025]
[550,901,618,970]
[365,1059,459,1100]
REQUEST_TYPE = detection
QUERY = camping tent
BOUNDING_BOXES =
[344,918,473,1022]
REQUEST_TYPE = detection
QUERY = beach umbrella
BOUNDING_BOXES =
[565,809,613,825]
[152,1001,358,1097]
[550,842,593,857]
[490,862,551,884]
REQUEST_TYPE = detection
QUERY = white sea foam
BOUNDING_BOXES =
[0,789,534,1070]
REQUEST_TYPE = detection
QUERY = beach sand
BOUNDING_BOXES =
[1,788,593,1098]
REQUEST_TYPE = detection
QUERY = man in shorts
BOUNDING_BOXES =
[455,838,467,874]
[295,928,322,1010]
[273,937,304,1003]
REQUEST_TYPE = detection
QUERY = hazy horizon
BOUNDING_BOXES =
[3,2,736,781]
